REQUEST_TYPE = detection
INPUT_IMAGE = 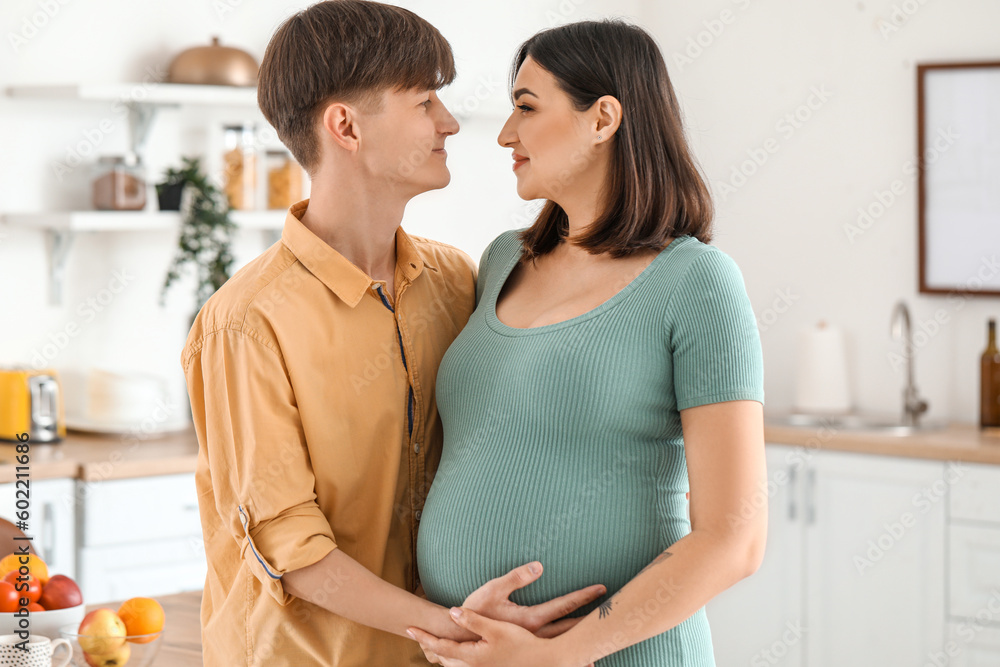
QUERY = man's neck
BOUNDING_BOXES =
[299,171,408,285]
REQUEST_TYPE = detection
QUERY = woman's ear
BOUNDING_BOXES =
[593,94,623,142]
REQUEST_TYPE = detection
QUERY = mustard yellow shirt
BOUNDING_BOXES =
[181,199,477,666]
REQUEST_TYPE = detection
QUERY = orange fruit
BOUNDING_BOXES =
[0,553,49,585]
[117,597,164,643]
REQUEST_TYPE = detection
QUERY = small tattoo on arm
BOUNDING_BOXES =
[598,596,614,619]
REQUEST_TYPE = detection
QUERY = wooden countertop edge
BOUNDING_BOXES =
[763,423,1000,465]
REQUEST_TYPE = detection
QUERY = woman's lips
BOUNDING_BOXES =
[512,153,529,171]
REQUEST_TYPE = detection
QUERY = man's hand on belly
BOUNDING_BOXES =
[462,561,606,637]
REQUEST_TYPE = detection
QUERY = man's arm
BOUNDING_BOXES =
[282,548,477,641]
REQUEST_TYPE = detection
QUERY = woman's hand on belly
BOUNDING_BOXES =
[462,560,606,636]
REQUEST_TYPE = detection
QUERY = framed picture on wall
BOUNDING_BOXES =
[917,61,1000,297]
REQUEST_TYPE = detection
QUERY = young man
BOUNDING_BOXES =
[181,2,605,665]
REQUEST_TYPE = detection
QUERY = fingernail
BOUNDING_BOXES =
[406,629,415,639]
[450,607,463,619]
[529,562,541,575]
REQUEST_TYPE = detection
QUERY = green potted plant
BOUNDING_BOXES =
[159,156,237,318]
[156,162,197,211]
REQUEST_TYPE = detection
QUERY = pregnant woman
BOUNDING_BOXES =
[409,19,767,667]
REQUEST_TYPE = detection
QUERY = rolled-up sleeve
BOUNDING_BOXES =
[183,326,337,606]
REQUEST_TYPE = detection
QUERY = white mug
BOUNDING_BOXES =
[0,634,71,667]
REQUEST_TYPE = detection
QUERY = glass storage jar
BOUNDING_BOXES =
[222,124,257,210]
[92,154,147,211]
[266,150,304,210]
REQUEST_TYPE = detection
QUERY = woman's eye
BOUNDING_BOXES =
[516,104,533,113]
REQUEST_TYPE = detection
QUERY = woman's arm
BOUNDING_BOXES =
[408,399,767,666]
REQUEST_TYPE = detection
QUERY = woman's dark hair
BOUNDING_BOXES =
[511,20,714,260]
[258,0,456,174]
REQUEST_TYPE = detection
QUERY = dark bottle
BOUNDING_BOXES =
[981,318,1000,429]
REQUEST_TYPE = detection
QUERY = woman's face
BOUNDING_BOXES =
[497,56,603,204]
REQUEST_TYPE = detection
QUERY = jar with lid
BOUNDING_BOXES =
[92,153,147,211]
[266,150,304,210]
[222,124,257,210]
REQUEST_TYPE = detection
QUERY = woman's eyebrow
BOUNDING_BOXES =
[512,87,538,100]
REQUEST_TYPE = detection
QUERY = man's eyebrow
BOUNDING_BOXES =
[512,88,538,100]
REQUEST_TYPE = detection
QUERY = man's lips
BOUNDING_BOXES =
[512,153,529,171]
[432,148,447,157]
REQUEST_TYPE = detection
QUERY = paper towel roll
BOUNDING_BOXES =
[793,321,852,415]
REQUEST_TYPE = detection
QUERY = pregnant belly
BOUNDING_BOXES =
[415,451,685,612]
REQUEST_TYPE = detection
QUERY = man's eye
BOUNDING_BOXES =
[423,99,432,108]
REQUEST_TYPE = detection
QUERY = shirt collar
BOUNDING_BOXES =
[280,199,435,307]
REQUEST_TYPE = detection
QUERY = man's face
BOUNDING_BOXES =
[356,87,459,197]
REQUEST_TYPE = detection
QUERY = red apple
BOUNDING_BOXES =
[39,574,83,611]
[77,608,126,655]
[84,641,130,667]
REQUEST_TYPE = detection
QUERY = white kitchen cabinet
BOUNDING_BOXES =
[707,446,947,667]
[0,478,77,579]
[77,473,205,604]
[706,444,805,667]
[804,449,946,667]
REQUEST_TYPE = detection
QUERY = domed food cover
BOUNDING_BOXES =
[167,36,258,86]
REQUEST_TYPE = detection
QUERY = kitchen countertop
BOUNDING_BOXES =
[1,419,999,485]
[0,427,199,483]
[87,589,202,667]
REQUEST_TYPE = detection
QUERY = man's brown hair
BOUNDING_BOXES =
[510,20,715,260]
[258,0,456,174]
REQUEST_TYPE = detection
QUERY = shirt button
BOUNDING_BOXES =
[415,510,422,521]
[414,442,421,454]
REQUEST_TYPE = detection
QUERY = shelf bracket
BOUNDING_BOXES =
[45,229,74,306]
[126,102,162,162]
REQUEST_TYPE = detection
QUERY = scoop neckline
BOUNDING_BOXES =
[485,234,691,337]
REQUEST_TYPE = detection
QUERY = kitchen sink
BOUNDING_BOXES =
[766,412,948,436]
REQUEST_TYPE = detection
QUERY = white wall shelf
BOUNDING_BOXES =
[5,83,258,107]
[1,210,284,305]
[2,210,284,232]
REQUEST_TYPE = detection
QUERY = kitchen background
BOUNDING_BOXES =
[1,0,999,665]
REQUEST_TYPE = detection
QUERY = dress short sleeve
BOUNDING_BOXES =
[667,249,765,411]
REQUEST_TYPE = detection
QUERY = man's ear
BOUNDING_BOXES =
[319,101,361,152]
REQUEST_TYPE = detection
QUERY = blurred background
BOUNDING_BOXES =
[1,1,999,665]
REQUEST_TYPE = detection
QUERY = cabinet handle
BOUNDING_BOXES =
[787,466,797,520]
[806,468,816,525]
[41,502,55,564]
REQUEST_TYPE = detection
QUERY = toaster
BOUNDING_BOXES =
[0,368,66,443]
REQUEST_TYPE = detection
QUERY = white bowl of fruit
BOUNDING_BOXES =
[0,553,86,639]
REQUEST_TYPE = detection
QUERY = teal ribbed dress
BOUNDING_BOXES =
[416,229,765,666]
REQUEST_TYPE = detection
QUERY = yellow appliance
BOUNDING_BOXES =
[0,368,66,443]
